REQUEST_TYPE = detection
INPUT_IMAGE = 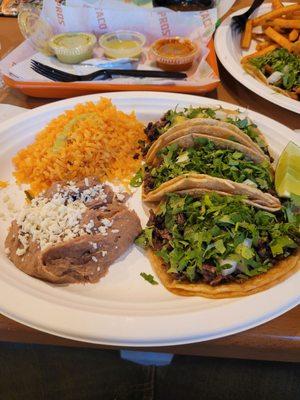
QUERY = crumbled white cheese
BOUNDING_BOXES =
[14,181,115,255]
[16,192,87,253]
[115,185,126,193]
[80,185,107,203]
[54,181,108,204]
[116,193,125,202]
[92,256,97,262]
[101,218,112,227]
[16,248,26,256]
[98,226,108,236]
[111,229,119,234]
[101,250,107,257]
[90,242,97,249]
[84,219,95,234]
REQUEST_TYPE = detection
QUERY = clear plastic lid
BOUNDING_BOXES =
[18,5,54,56]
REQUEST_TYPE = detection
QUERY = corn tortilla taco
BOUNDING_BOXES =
[146,117,266,165]
[147,132,269,167]
[136,192,299,299]
[141,136,276,209]
[144,106,271,158]
[241,48,300,101]
[143,174,281,212]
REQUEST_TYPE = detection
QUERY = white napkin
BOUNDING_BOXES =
[8,43,218,86]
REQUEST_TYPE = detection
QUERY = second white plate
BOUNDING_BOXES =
[215,3,300,114]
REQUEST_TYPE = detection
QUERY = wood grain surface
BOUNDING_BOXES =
[0,0,299,362]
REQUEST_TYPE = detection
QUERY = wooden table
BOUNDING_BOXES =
[0,1,299,363]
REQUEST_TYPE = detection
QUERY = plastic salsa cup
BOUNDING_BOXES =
[99,31,146,59]
[49,33,97,64]
[150,37,199,71]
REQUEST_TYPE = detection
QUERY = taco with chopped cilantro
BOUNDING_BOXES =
[136,192,299,298]
[242,48,300,101]
[144,106,271,159]
[143,173,280,212]
[140,136,279,211]
[146,117,267,165]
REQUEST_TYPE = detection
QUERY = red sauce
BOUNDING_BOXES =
[150,37,198,71]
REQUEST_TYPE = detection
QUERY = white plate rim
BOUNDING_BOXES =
[214,4,300,114]
[0,91,299,347]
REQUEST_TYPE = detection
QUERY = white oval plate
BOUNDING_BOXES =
[215,3,300,114]
[0,91,299,347]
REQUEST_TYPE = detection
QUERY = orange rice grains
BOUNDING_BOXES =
[13,98,146,195]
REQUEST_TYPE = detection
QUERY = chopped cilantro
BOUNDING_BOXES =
[145,140,273,192]
[151,106,268,155]
[135,227,153,247]
[140,272,158,285]
[283,195,300,225]
[136,193,299,283]
[130,168,144,187]
[249,48,300,92]
[270,236,297,256]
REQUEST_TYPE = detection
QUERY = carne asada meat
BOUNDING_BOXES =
[144,114,169,143]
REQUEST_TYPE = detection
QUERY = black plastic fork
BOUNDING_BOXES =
[30,60,187,82]
[231,0,265,33]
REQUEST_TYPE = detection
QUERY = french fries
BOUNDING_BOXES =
[264,23,285,33]
[272,0,283,9]
[252,33,270,42]
[272,18,300,29]
[264,27,292,51]
[291,41,300,55]
[239,2,299,101]
[241,45,279,63]
[239,2,300,62]
[289,29,299,41]
[241,20,253,49]
[252,4,300,27]
[256,41,272,51]
[291,11,300,19]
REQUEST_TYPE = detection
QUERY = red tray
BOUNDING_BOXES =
[3,40,219,99]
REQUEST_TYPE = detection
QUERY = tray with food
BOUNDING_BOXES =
[0,91,299,346]
[0,0,220,98]
[215,1,300,114]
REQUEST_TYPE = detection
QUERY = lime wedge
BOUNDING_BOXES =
[275,141,300,198]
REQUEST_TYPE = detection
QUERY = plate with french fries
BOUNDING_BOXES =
[215,1,300,113]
